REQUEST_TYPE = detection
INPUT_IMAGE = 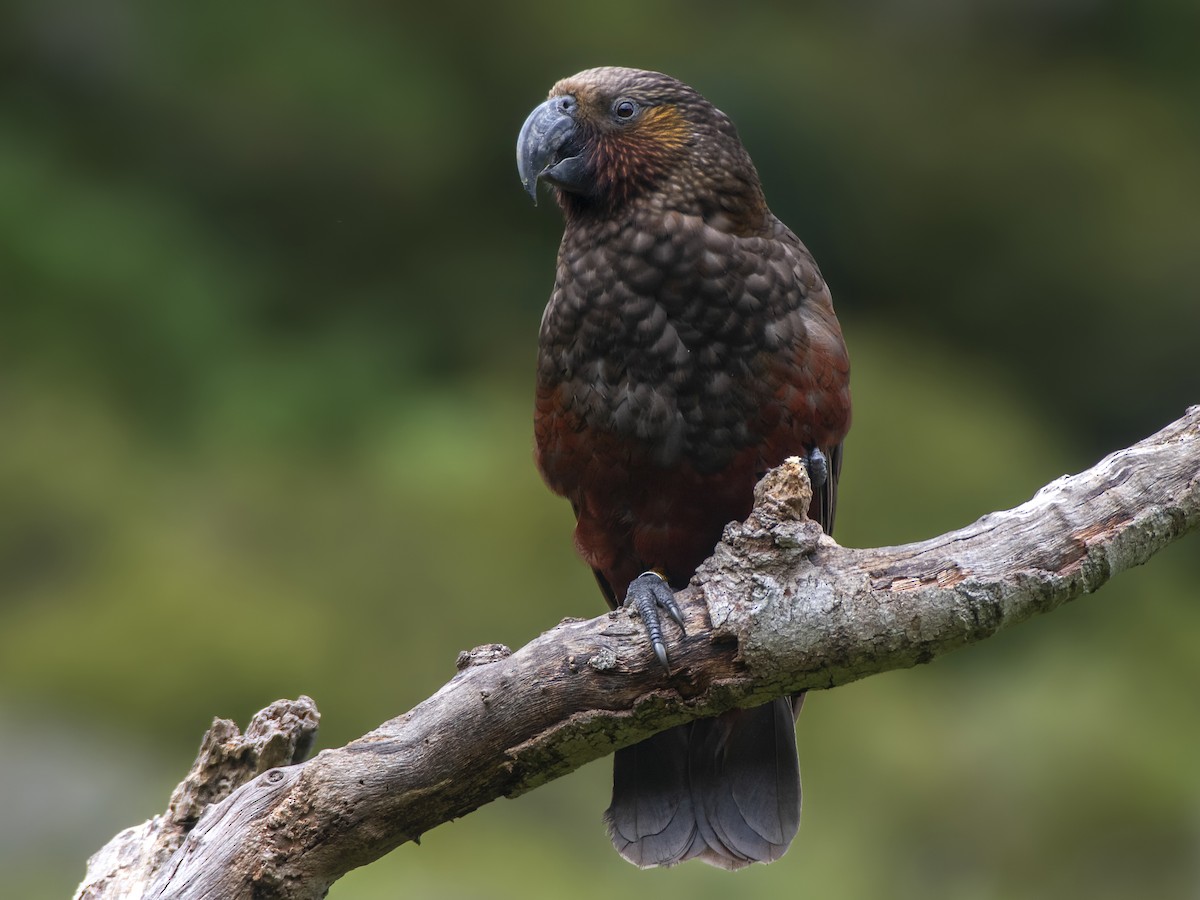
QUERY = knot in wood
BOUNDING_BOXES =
[751,457,814,525]
[456,643,513,670]
[587,645,618,671]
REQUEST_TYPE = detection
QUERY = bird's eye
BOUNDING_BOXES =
[612,98,640,121]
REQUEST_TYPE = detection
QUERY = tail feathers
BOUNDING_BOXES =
[604,697,802,870]
[604,727,699,867]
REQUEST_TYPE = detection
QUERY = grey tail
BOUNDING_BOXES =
[604,695,803,869]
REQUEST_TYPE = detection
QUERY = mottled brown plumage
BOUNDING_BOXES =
[518,67,851,869]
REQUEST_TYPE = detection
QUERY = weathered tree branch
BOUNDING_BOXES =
[77,407,1200,900]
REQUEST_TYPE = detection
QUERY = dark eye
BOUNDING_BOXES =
[612,98,639,121]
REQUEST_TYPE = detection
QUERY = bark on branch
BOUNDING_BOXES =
[77,407,1200,900]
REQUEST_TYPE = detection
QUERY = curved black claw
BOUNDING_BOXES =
[805,446,829,490]
[624,571,685,670]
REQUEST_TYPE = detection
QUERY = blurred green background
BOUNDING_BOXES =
[2,1,1197,898]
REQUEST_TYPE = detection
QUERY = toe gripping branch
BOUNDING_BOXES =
[805,446,829,490]
[619,449,825,672]
[624,571,686,670]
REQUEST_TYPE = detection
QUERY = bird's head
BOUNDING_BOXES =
[517,67,766,228]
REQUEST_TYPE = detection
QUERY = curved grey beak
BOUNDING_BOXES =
[517,95,584,204]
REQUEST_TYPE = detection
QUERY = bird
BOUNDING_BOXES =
[517,66,851,870]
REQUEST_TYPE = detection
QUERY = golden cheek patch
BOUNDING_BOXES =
[636,105,690,151]
[592,104,691,193]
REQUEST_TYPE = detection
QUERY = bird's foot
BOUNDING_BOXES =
[623,571,685,670]
[805,446,829,490]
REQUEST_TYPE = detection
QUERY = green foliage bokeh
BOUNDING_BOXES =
[1,2,1197,898]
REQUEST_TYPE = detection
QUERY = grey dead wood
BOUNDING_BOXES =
[76,407,1200,900]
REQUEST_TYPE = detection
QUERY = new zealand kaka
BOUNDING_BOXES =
[517,67,851,869]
